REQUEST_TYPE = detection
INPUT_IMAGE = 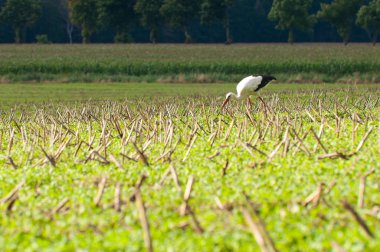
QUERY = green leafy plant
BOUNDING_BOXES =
[35,34,50,44]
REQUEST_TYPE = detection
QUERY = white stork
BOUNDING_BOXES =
[221,75,276,110]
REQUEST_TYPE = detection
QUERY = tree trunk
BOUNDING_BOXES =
[225,26,232,45]
[343,38,349,46]
[224,11,232,45]
[338,28,350,46]
[149,28,157,44]
[15,27,22,44]
[184,26,192,44]
[365,29,372,42]
[343,32,349,46]
[81,26,90,44]
[288,29,294,44]
[372,33,378,46]
[66,23,73,44]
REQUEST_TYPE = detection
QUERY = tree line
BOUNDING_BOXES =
[0,0,379,45]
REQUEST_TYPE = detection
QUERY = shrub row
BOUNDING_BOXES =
[1,61,379,76]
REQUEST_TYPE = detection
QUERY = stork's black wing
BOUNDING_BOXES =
[254,75,276,92]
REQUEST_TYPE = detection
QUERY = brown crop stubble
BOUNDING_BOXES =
[0,86,379,250]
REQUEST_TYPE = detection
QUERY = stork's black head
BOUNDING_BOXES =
[262,75,276,82]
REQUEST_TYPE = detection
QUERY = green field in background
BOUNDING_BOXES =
[0,44,380,83]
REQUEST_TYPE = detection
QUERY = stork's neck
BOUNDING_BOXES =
[227,92,241,99]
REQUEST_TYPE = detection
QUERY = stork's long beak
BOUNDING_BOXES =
[221,97,230,110]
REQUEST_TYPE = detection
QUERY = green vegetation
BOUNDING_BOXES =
[97,0,136,43]
[0,83,379,251]
[0,0,41,43]
[356,0,380,46]
[2,0,380,44]
[0,44,380,83]
[0,82,234,107]
[160,0,200,43]
[134,0,164,44]
[68,0,98,43]
[317,0,363,45]
[1,82,366,106]
[268,0,315,44]
[200,0,235,44]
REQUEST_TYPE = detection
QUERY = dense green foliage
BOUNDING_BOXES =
[134,0,164,43]
[160,0,201,43]
[200,0,235,44]
[0,0,41,43]
[0,44,380,83]
[68,0,98,43]
[97,0,136,43]
[317,0,364,45]
[356,0,380,45]
[0,83,379,251]
[268,0,315,44]
[0,0,376,43]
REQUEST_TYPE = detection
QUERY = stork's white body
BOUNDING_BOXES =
[235,75,263,99]
[221,75,276,110]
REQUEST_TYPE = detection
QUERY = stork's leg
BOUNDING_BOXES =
[258,96,269,111]
[247,97,252,110]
